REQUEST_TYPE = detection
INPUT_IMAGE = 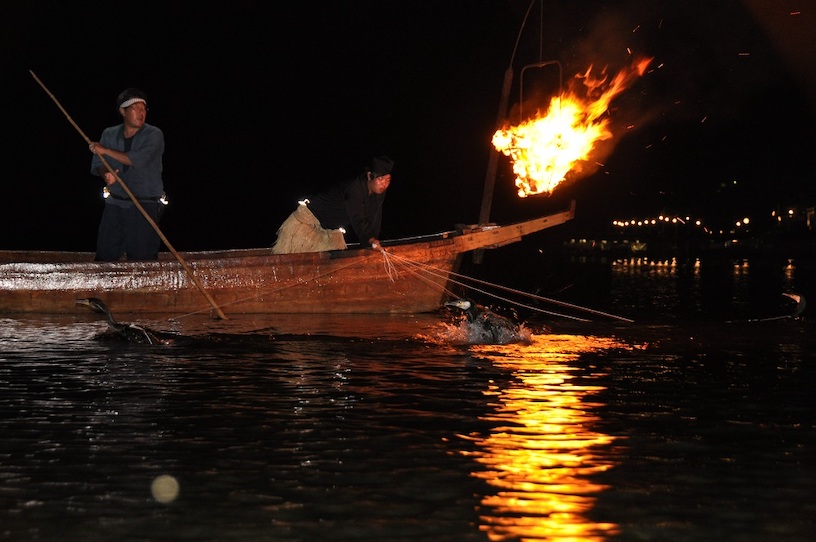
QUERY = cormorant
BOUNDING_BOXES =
[732,292,808,323]
[444,298,523,344]
[783,293,806,319]
[76,297,170,344]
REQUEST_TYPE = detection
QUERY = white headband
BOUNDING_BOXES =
[119,97,146,109]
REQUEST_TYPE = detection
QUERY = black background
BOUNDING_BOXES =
[5,1,816,251]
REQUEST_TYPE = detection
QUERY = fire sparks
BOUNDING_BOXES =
[493,57,653,197]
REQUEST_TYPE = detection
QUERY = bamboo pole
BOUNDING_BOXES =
[473,66,514,266]
[30,70,227,320]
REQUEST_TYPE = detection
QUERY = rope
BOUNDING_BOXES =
[383,252,592,322]
[384,251,632,323]
[381,249,400,281]
[450,263,632,322]
[380,251,462,300]
[161,247,632,325]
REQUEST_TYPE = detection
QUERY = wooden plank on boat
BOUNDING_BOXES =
[453,201,575,252]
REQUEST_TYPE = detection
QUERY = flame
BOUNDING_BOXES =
[493,57,653,197]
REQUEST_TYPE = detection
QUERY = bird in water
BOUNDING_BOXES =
[76,297,171,344]
[733,292,808,323]
[782,293,806,319]
[444,298,527,344]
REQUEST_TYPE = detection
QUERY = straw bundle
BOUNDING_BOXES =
[272,204,347,254]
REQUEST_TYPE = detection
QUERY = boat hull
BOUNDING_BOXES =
[0,244,459,316]
[0,204,574,316]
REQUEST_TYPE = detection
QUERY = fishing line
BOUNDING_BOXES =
[381,251,462,300]
[385,251,632,321]
[452,264,632,322]
[384,252,590,321]
[380,249,400,281]
[391,255,587,321]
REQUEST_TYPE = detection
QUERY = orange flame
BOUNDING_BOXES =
[493,57,653,197]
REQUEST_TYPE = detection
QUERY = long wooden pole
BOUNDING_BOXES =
[473,66,514,265]
[30,70,227,320]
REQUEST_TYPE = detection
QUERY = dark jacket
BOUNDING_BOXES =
[307,174,385,243]
[90,123,164,200]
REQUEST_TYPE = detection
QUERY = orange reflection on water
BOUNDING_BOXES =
[463,334,636,541]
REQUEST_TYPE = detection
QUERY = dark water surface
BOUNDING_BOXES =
[1,255,814,541]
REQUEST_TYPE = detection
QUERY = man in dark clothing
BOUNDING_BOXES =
[272,156,394,254]
[88,88,166,261]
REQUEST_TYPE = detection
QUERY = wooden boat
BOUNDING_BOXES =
[0,202,574,317]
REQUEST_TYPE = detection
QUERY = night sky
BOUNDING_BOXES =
[5,0,816,252]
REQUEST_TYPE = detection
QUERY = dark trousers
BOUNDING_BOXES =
[95,201,162,261]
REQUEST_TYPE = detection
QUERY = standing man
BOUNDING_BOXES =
[89,87,165,261]
[272,156,394,254]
